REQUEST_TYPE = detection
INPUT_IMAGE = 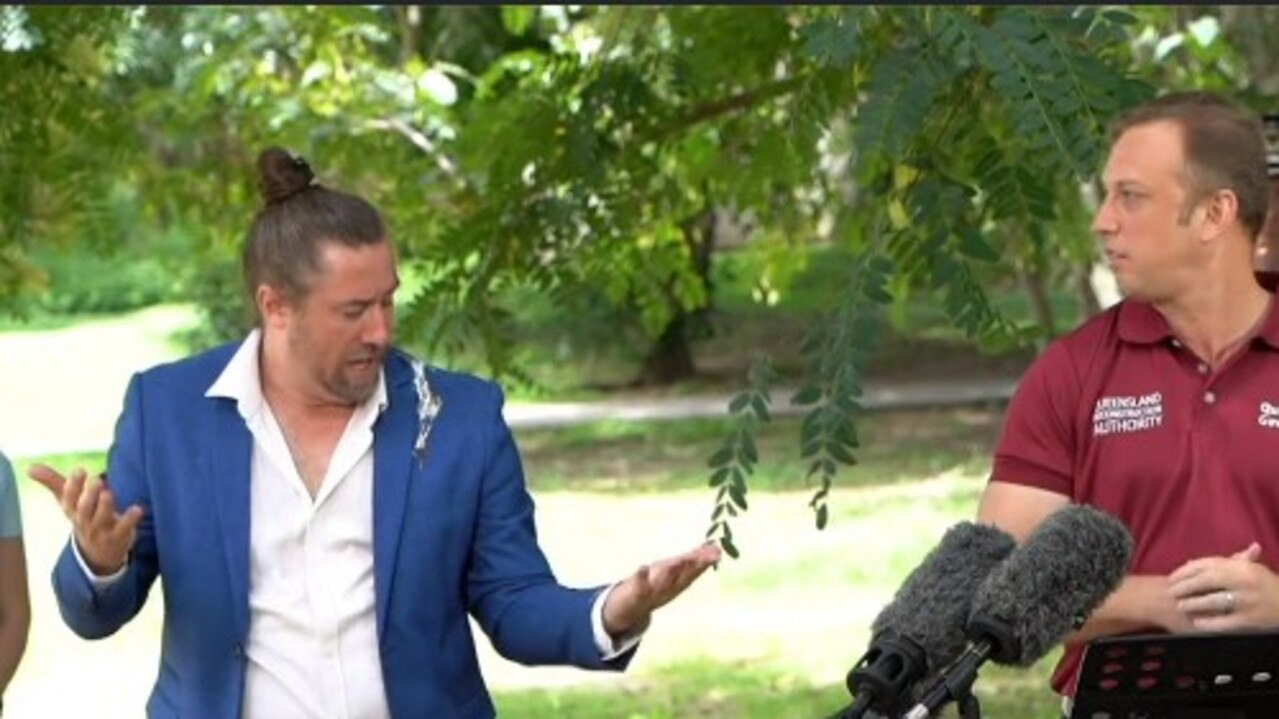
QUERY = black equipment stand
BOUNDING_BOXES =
[1072,631,1279,718]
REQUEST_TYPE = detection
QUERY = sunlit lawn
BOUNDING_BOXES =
[8,408,1061,718]
[0,303,195,457]
[0,302,1062,718]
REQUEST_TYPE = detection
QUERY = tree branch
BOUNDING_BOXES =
[361,116,459,179]
[394,5,422,66]
[641,74,810,144]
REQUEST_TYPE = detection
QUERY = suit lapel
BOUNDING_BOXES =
[373,355,418,642]
[209,399,253,639]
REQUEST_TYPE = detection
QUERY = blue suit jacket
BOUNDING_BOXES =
[52,342,632,717]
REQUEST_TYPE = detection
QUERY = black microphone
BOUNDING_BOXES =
[904,504,1133,719]
[835,521,1016,718]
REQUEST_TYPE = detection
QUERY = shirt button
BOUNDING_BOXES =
[1171,338,1183,348]
[1197,363,1209,375]
[1204,390,1217,405]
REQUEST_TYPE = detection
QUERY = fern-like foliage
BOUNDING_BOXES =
[698,6,1152,543]
[705,356,778,558]
[0,6,1158,555]
[794,250,893,529]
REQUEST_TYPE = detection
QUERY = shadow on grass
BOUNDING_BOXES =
[515,406,1003,494]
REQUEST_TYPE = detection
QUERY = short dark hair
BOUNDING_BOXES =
[243,147,386,307]
[1109,90,1269,238]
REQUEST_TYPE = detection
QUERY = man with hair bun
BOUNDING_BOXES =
[977,90,1279,717]
[29,146,720,719]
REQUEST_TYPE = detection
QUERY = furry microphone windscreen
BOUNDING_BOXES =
[969,504,1133,666]
[871,521,1017,673]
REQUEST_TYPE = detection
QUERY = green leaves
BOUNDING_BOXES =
[1,7,1157,553]
[705,357,777,558]
[799,7,864,69]
[0,6,137,305]
[500,6,537,36]
[959,7,1144,180]
[785,250,890,531]
[853,45,949,180]
[691,7,1150,550]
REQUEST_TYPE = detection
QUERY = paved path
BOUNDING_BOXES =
[503,378,1017,429]
[6,373,1017,459]
[0,304,1019,457]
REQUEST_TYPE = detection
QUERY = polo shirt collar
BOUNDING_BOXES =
[1117,296,1279,350]
[1116,300,1173,345]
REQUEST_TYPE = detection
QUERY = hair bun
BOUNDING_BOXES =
[257,146,316,205]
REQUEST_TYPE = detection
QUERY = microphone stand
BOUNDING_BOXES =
[903,643,987,719]
[956,691,982,719]
[906,614,1016,719]
[832,633,928,719]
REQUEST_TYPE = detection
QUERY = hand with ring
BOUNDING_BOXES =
[1167,542,1279,632]
[1221,590,1237,615]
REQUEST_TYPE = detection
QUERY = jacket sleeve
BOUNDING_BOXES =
[52,373,160,639]
[465,383,635,671]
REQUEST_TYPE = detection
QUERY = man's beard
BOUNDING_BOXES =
[327,351,385,405]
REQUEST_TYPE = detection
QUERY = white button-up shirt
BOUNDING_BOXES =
[206,329,391,718]
[74,330,637,718]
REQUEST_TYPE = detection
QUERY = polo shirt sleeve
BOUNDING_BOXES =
[990,340,1080,497]
[0,453,21,539]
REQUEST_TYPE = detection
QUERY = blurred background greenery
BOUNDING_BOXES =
[6,4,1279,717]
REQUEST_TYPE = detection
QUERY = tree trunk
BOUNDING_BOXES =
[1016,260,1056,338]
[395,6,422,66]
[637,314,697,385]
[635,206,717,386]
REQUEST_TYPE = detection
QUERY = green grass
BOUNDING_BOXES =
[493,655,1064,719]
[15,406,999,498]
[1,285,1067,718]
[0,310,121,333]
[11,407,1071,719]
[494,656,849,719]
[514,407,1001,494]
[0,303,197,462]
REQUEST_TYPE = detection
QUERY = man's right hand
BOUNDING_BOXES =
[27,464,143,576]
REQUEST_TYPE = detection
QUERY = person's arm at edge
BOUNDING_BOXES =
[0,537,29,697]
[976,480,1186,646]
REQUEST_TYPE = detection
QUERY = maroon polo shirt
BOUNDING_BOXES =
[990,296,1279,696]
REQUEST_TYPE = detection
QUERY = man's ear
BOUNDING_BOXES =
[1200,189,1241,242]
[256,284,292,329]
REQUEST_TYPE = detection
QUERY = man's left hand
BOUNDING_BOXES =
[601,542,722,638]
[1167,542,1279,631]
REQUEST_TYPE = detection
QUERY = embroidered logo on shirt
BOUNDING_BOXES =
[1258,401,1279,429]
[1093,392,1164,436]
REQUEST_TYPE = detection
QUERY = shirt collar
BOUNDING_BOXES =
[1117,296,1279,350]
[205,328,388,420]
[1116,301,1175,346]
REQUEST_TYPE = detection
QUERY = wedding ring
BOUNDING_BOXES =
[1222,590,1237,614]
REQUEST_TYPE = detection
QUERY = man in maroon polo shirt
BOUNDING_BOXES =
[976,90,1279,716]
